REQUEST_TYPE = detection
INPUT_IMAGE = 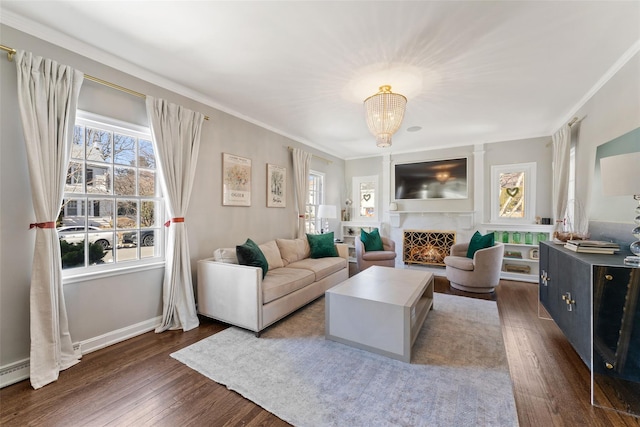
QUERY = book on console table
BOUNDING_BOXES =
[566,239,620,248]
[564,240,620,254]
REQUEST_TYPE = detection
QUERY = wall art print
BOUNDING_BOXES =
[267,163,286,208]
[222,153,251,206]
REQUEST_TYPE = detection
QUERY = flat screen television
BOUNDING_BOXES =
[394,157,468,200]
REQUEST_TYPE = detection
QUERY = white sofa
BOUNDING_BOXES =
[197,238,348,336]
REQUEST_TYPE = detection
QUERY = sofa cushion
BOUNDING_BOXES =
[287,257,347,281]
[466,231,495,259]
[444,255,474,271]
[307,232,338,258]
[236,238,268,278]
[276,238,310,266]
[262,267,315,304]
[259,240,284,270]
[213,247,238,264]
[360,228,384,251]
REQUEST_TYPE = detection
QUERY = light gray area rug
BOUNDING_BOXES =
[172,293,519,427]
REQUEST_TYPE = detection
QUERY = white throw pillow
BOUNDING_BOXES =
[213,247,238,264]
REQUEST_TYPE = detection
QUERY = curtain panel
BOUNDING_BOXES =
[552,125,571,232]
[146,96,204,333]
[15,51,84,389]
[292,148,312,239]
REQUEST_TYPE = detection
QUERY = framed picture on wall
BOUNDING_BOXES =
[222,153,251,206]
[267,163,286,208]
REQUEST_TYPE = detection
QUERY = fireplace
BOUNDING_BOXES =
[403,230,456,266]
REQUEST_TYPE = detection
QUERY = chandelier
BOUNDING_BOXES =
[364,85,407,148]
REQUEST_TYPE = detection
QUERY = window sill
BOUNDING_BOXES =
[62,259,165,285]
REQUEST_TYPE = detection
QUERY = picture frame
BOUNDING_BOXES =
[529,248,539,260]
[222,153,251,206]
[267,163,286,208]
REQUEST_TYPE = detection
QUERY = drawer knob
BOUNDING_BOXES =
[605,274,613,281]
[605,362,614,370]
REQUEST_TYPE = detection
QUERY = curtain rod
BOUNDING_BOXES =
[287,146,332,164]
[1,43,209,121]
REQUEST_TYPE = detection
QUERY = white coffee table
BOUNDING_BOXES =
[325,266,434,362]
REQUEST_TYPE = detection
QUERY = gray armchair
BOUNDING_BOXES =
[355,235,397,272]
[444,242,504,293]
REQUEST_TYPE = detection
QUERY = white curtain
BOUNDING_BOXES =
[146,96,204,332]
[552,125,571,232]
[292,148,312,238]
[15,51,84,389]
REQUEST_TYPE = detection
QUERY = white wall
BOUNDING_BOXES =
[0,25,345,376]
[577,52,640,223]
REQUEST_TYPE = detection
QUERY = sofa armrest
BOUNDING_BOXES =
[335,243,349,260]
[196,258,262,332]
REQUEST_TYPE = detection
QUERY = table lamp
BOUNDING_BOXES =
[317,204,337,234]
[600,152,640,266]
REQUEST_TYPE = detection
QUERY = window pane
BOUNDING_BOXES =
[60,198,86,225]
[140,229,157,259]
[140,200,156,228]
[499,172,525,218]
[86,164,111,194]
[65,162,84,193]
[90,231,113,265]
[139,170,155,197]
[85,127,112,163]
[71,125,84,159]
[139,139,155,169]
[114,167,136,196]
[117,200,138,229]
[114,133,137,166]
[88,198,114,229]
[359,182,375,218]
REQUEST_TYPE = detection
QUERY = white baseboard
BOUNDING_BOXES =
[0,316,162,388]
[0,358,30,389]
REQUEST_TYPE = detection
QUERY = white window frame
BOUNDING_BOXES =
[61,111,164,282]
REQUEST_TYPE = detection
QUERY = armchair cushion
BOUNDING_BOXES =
[307,232,339,258]
[236,238,269,278]
[466,231,495,259]
[360,228,384,251]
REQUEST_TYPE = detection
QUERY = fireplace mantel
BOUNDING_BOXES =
[389,211,474,228]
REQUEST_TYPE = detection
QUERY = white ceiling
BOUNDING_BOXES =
[2,1,639,159]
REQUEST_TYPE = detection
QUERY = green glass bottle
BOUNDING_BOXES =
[502,231,510,243]
[512,231,521,244]
[525,232,533,245]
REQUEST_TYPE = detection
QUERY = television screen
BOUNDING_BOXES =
[394,158,468,200]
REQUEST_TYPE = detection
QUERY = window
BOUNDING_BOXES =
[490,162,536,224]
[59,112,162,271]
[305,171,324,234]
[352,175,378,221]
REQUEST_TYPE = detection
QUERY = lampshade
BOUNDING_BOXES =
[600,152,640,196]
[364,85,407,148]
[317,204,337,219]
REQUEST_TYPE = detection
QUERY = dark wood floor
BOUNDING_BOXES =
[2,277,639,426]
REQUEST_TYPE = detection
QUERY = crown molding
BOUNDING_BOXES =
[0,10,346,160]
[552,38,640,133]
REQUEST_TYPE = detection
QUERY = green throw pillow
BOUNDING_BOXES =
[466,231,495,259]
[360,228,384,252]
[307,232,338,258]
[236,238,269,278]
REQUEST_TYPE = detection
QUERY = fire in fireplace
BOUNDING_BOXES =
[403,230,456,266]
